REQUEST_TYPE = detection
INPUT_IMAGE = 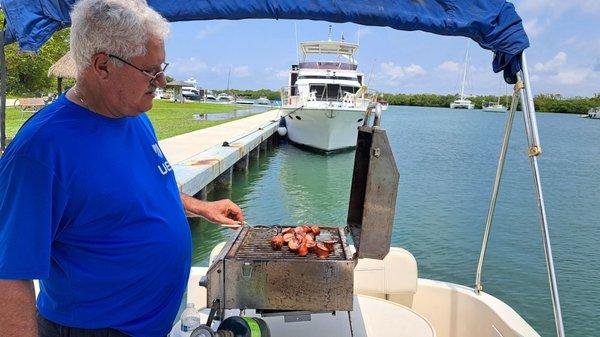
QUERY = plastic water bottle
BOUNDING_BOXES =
[180,303,202,335]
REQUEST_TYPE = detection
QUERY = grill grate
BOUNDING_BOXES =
[232,226,347,260]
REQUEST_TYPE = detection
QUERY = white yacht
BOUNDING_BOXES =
[585,107,600,119]
[254,96,271,105]
[181,86,200,101]
[216,93,234,103]
[450,46,474,109]
[482,100,508,112]
[280,40,375,152]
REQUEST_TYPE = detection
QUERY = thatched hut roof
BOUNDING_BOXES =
[48,50,76,79]
[166,80,195,88]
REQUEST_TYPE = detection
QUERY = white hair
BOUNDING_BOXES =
[70,0,170,74]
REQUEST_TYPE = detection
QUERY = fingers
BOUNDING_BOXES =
[227,206,244,223]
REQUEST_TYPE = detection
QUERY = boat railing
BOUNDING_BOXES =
[280,85,377,109]
[298,61,357,70]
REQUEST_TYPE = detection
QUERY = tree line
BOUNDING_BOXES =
[380,93,600,114]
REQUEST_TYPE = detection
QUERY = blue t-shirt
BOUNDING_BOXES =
[0,94,192,337]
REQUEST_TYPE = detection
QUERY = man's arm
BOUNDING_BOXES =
[0,280,37,337]
[180,193,244,227]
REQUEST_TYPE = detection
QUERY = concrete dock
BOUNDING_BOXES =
[159,108,282,197]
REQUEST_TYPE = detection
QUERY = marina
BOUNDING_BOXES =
[183,106,599,337]
[1,1,597,337]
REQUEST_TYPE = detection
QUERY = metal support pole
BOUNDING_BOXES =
[1,31,7,153]
[475,85,520,294]
[518,51,565,337]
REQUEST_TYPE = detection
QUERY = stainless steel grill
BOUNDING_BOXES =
[205,225,355,312]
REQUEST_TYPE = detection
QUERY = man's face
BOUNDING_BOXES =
[108,36,167,117]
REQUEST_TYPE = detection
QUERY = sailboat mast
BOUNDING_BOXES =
[227,66,231,92]
[460,45,470,100]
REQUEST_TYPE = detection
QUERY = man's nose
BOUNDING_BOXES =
[154,73,167,88]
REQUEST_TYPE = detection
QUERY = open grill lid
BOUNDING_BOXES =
[347,116,399,260]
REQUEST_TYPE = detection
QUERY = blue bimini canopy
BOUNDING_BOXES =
[1,0,529,83]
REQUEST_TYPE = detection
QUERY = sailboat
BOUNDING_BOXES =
[450,45,475,109]
[483,82,508,112]
[482,98,508,112]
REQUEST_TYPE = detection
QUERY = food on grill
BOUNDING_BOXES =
[297,243,308,257]
[315,242,330,258]
[310,226,321,235]
[288,238,300,252]
[268,225,337,258]
[270,235,284,250]
[283,233,294,244]
[323,239,337,251]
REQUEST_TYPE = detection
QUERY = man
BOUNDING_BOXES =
[0,0,244,336]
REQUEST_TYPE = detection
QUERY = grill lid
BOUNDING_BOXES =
[347,119,399,260]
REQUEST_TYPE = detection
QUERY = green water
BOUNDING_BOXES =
[188,106,599,337]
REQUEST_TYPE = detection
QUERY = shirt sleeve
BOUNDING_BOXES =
[0,155,68,279]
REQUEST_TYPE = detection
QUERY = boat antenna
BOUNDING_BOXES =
[328,24,332,41]
[294,22,300,64]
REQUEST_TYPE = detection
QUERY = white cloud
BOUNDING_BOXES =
[379,62,426,86]
[551,68,589,85]
[437,61,460,72]
[232,66,250,78]
[170,58,207,73]
[518,0,600,16]
[533,52,567,73]
[210,64,226,74]
[275,70,289,78]
[523,18,548,37]
[404,64,426,76]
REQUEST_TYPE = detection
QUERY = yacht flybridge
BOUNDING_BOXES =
[280,40,376,152]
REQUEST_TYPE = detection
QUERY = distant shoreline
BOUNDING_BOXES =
[380,93,600,114]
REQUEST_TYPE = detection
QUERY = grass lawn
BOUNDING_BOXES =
[146,100,241,140]
[3,99,248,142]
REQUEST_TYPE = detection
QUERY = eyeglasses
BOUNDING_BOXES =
[107,54,169,85]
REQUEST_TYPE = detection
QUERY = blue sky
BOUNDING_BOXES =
[164,1,600,97]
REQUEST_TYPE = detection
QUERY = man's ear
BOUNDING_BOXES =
[91,53,111,80]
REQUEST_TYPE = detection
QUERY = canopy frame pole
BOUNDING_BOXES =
[475,83,520,294]
[1,31,7,153]
[519,51,565,337]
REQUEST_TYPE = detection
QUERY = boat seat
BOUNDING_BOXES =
[354,247,418,308]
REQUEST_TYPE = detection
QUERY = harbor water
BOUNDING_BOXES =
[188,105,599,337]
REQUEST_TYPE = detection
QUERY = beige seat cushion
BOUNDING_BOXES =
[354,247,418,307]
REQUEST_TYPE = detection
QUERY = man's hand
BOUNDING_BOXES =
[181,193,244,228]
